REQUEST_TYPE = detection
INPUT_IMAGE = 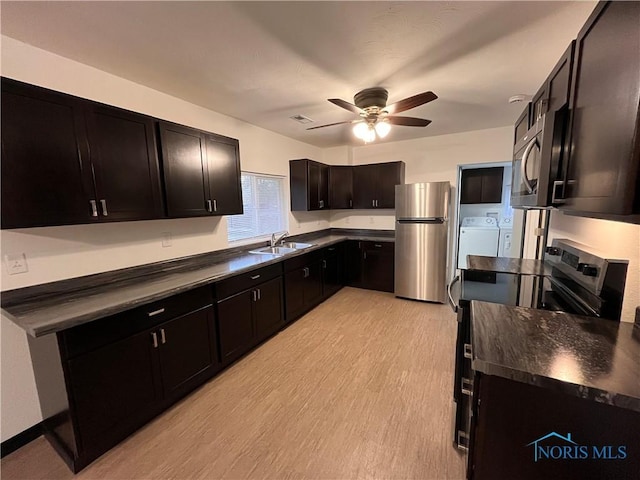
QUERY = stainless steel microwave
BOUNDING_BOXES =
[511,107,567,208]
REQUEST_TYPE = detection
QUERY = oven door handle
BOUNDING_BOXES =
[521,137,539,194]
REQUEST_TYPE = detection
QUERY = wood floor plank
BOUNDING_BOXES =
[1,287,466,479]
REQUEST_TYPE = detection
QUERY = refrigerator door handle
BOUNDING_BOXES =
[397,218,445,224]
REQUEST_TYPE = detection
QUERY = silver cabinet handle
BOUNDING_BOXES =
[303,267,310,278]
[327,247,335,252]
[213,199,217,212]
[160,328,166,344]
[456,431,469,452]
[463,343,472,359]
[257,288,261,300]
[250,274,261,280]
[322,260,327,269]
[206,199,213,212]
[374,244,382,248]
[461,377,473,397]
[90,200,98,217]
[151,332,158,348]
[100,199,108,216]
[521,137,539,194]
[349,199,352,207]
[148,308,165,317]
[372,199,375,207]
[319,200,324,208]
[376,200,379,207]
[363,251,367,260]
[252,290,257,302]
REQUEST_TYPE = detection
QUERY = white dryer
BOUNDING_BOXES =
[458,217,499,269]
[498,217,514,257]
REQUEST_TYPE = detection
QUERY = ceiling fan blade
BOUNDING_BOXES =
[306,120,358,130]
[328,98,365,114]
[386,116,432,127]
[385,91,437,114]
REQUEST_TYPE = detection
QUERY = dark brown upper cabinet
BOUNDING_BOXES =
[460,167,504,204]
[329,166,353,209]
[289,159,329,211]
[560,1,640,219]
[85,104,163,222]
[352,161,405,209]
[159,122,243,218]
[1,78,164,228]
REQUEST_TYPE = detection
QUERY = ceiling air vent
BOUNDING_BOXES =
[290,114,314,124]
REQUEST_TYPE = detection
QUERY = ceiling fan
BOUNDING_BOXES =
[307,87,437,142]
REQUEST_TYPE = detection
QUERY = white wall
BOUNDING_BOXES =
[0,36,329,442]
[547,211,640,322]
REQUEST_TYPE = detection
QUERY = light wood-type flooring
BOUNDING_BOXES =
[2,287,466,479]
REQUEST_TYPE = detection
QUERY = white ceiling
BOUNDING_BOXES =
[1,1,596,148]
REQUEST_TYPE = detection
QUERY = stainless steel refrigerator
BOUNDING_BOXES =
[395,182,450,303]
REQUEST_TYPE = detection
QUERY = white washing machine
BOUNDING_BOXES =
[498,217,514,257]
[458,217,499,269]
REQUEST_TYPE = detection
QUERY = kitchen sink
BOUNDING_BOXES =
[249,246,297,256]
[279,242,314,249]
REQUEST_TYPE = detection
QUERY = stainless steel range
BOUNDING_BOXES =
[452,238,629,451]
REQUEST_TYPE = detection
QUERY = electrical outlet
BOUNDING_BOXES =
[5,253,28,275]
[162,232,172,247]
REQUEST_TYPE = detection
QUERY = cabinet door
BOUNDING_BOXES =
[375,162,404,208]
[1,79,93,228]
[217,290,255,364]
[203,133,243,215]
[284,268,306,322]
[305,261,324,308]
[563,1,640,215]
[362,242,395,293]
[86,104,164,222]
[66,328,161,447]
[253,277,284,342]
[344,241,363,287]
[322,252,341,298]
[352,165,377,208]
[308,161,321,210]
[460,169,483,204]
[318,164,329,210]
[158,122,209,217]
[479,167,504,203]
[329,166,353,209]
[156,306,217,399]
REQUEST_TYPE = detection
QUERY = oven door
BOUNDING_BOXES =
[511,122,543,207]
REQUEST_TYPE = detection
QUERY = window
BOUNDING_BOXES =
[227,173,287,242]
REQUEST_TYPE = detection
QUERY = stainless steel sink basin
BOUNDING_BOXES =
[280,242,314,249]
[249,246,297,256]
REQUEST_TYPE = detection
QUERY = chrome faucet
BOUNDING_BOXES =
[271,231,289,247]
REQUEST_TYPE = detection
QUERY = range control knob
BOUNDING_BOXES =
[545,247,561,256]
[578,263,598,277]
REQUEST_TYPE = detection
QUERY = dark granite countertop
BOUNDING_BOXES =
[1,229,394,337]
[466,255,551,276]
[470,300,640,412]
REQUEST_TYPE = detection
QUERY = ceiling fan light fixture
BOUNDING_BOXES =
[363,126,376,143]
[374,120,391,138]
[353,122,369,140]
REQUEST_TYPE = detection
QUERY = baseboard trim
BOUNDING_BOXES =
[1,422,43,458]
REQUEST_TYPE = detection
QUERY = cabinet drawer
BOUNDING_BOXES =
[283,249,323,273]
[361,240,394,253]
[60,286,213,359]
[215,263,282,299]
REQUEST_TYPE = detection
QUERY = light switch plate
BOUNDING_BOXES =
[5,253,28,275]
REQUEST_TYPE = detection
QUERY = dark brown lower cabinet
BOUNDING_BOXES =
[28,287,219,473]
[284,260,323,322]
[216,275,284,366]
[322,245,343,299]
[345,240,395,293]
[468,374,640,480]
